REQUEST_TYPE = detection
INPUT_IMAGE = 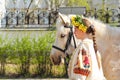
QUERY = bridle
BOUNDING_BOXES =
[52,25,77,55]
[52,25,77,75]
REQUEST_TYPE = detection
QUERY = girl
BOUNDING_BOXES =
[71,15,106,80]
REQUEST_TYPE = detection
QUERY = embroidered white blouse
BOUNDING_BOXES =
[68,38,106,80]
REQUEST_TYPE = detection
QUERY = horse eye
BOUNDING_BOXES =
[60,34,65,38]
[64,25,67,27]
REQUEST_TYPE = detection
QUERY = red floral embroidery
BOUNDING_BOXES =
[83,56,89,65]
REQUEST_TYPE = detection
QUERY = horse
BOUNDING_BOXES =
[50,13,106,80]
[50,13,120,80]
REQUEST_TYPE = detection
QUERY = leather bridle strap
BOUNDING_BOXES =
[52,45,65,53]
[52,26,76,54]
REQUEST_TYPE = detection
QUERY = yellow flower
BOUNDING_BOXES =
[71,16,75,21]
[71,15,87,32]
[74,22,80,27]
[79,25,87,32]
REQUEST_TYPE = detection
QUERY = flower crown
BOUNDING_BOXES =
[71,15,87,32]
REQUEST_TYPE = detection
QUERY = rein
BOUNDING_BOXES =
[52,26,77,54]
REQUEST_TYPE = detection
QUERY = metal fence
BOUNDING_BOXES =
[86,8,120,24]
[1,9,56,28]
[1,7,120,28]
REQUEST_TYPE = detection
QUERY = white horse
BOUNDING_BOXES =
[50,13,120,80]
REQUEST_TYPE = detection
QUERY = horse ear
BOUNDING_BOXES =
[58,13,66,24]
[58,13,70,25]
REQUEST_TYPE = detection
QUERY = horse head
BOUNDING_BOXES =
[50,13,80,65]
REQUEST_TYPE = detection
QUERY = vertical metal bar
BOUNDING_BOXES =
[6,11,8,28]
[48,12,51,28]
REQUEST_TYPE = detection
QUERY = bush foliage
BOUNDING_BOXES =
[0,31,67,78]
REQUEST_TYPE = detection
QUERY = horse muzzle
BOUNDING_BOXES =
[50,54,62,65]
[50,53,66,65]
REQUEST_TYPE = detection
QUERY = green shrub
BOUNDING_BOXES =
[0,31,67,78]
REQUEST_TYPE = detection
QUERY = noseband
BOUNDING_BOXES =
[52,25,77,54]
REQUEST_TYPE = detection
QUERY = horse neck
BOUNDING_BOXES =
[91,19,120,43]
[92,20,120,52]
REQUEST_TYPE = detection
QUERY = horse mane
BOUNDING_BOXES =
[85,18,120,58]
[88,18,120,43]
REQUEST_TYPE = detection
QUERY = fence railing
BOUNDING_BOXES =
[85,8,120,24]
[1,9,57,28]
[1,8,120,28]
